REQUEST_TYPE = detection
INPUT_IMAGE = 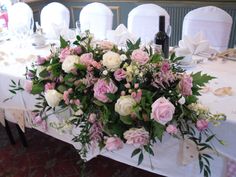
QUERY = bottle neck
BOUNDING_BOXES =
[159,16,165,32]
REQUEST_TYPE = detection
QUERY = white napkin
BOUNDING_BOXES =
[175,33,215,58]
[106,24,137,47]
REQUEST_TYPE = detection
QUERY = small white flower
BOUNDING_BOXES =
[103,70,108,75]
[120,54,127,61]
[178,97,186,105]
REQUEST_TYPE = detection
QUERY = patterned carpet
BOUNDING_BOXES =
[0,122,164,177]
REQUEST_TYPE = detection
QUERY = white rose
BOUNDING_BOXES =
[45,89,63,108]
[62,55,80,73]
[102,51,121,70]
[115,96,136,116]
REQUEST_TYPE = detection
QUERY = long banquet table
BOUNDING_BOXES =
[0,40,236,177]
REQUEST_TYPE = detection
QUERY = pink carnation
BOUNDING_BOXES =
[179,74,193,96]
[44,82,55,91]
[93,79,118,103]
[24,80,33,93]
[151,97,175,125]
[196,119,208,131]
[124,128,149,147]
[166,124,178,135]
[114,69,126,81]
[105,137,123,151]
[59,47,71,62]
[32,115,47,131]
[131,49,149,65]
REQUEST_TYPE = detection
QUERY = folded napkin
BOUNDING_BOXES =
[175,33,217,64]
[106,24,137,47]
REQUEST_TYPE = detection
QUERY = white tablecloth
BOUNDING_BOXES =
[0,41,235,177]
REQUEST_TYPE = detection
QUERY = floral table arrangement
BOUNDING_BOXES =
[9,31,226,177]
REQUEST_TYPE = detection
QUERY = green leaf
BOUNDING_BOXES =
[153,122,165,141]
[9,90,16,94]
[199,160,204,173]
[75,63,86,71]
[57,85,67,93]
[60,36,69,48]
[150,53,161,63]
[39,69,48,78]
[120,116,133,125]
[206,134,215,142]
[93,100,104,106]
[76,35,81,41]
[202,154,214,160]
[11,80,16,85]
[144,145,154,156]
[138,152,144,165]
[106,93,116,102]
[191,72,215,87]
[31,83,44,94]
[131,148,141,157]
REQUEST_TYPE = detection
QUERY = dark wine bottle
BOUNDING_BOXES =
[154,16,169,59]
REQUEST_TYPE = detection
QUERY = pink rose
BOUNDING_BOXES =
[179,74,193,96]
[166,124,178,135]
[97,40,114,50]
[105,137,123,151]
[124,128,149,147]
[24,80,33,93]
[93,79,118,103]
[44,82,55,91]
[151,97,175,125]
[131,49,149,65]
[161,61,170,73]
[59,47,71,62]
[114,69,126,81]
[36,56,46,65]
[196,119,208,131]
[80,53,93,66]
[73,46,82,55]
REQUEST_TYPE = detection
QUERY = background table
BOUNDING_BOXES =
[0,41,235,177]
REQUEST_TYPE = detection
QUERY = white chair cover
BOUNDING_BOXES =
[8,2,33,33]
[79,2,113,40]
[40,2,70,39]
[127,4,170,43]
[182,6,233,51]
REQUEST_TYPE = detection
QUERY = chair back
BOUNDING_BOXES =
[182,6,233,51]
[8,2,33,33]
[128,4,170,43]
[80,2,113,39]
[40,2,70,39]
